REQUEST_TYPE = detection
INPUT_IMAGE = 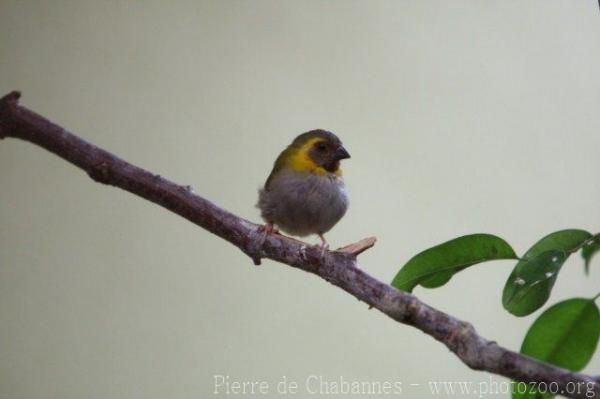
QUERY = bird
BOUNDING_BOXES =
[257,129,350,250]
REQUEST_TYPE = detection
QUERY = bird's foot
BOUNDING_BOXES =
[315,234,330,256]
[247,223,278,266]
[259,222,278,235]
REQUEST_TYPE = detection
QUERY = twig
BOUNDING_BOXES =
[337,236,377,256]
[1,91,598,399]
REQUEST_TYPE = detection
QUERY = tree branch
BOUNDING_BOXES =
[1,91,598,399]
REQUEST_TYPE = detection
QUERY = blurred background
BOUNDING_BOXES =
[1,1,599,398]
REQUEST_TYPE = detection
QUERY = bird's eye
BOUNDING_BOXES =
[316,143,328,152]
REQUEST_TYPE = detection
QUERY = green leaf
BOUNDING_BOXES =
[391,234,517,292]
[512,298,600,399]
[503,250,566,317]
[511,382,551,399]
[582,237,600,275]
[502,229,592,317]
[522,298,600,370]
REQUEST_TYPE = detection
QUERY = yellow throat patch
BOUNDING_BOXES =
[286,137,342,176]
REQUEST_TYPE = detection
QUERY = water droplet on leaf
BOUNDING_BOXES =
[514,277,526,286]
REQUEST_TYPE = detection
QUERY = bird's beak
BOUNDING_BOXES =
[333,146,351,161]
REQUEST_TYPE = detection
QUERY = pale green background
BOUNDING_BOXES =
[1,1,600,398]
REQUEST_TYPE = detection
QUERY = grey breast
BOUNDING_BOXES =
[258,169,349,237]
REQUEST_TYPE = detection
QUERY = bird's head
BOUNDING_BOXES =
[284,129,350,176]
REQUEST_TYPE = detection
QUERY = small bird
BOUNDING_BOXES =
[257,129,350,249]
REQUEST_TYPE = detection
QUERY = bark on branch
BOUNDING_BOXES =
[1,91,598,399]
